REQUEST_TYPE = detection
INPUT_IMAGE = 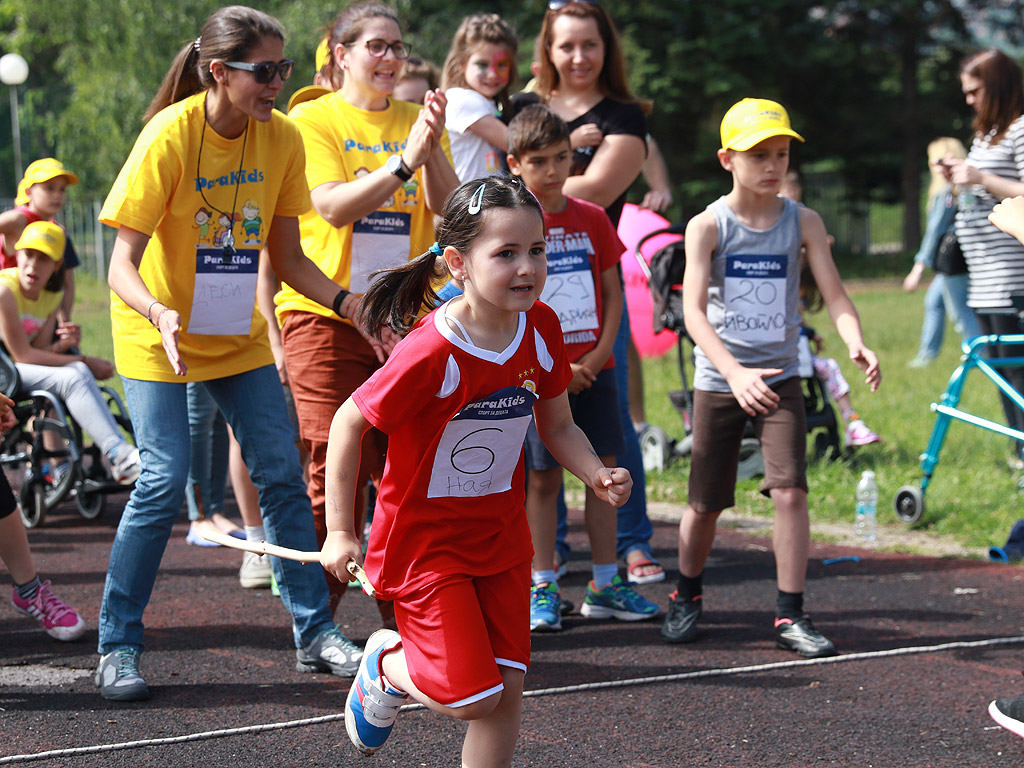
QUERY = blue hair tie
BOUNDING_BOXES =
[429,242,443,257]
[468,183,486,215]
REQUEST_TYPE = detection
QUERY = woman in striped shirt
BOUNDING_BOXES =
[944,48,1024,461]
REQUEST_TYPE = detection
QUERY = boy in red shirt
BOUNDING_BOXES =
[508,104,659,630]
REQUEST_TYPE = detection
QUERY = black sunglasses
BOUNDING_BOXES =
[224,59,295,84]
[548,0,598,9]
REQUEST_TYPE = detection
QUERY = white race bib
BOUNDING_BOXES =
[188,248,258,335]
[540,249,598,333]
[722,253,788,343]
[427,387,536,499]
[350,211,411,294]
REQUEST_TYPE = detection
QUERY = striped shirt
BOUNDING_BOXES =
[955,115,1024,309]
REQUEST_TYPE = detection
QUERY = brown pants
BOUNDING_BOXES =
[281,311,388,607]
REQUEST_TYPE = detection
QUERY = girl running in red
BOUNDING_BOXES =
[320,176,632,766]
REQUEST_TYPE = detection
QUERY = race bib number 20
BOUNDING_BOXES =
[722,253,788,343]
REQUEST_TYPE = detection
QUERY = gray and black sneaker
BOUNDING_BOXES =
[989,693,1024,739]
[774,615,837,658]
[296,626,362,677]
[95,648,149,701]
[661,591,702,643]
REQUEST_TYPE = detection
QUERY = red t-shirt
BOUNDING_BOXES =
[540,196,624,368]
[354,301,572,599]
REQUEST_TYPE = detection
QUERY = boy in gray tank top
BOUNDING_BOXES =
[661,98,881,657]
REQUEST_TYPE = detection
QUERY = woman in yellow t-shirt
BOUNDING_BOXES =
[95,6,362,703]
[276,2,458,611]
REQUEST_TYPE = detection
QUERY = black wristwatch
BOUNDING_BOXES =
[386,153,413,182]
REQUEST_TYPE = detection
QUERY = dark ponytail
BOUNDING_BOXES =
[144,5,285,122]
[360,176,543,338]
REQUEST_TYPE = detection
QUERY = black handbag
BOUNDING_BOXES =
[934,231,967,276]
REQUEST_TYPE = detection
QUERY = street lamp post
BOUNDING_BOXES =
[0,53,29,183]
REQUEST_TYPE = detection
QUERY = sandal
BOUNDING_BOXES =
[626,555,665,585]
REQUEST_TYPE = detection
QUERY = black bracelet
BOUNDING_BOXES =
[332,288,351,318]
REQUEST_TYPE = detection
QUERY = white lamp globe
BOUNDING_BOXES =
[0,54,28,86]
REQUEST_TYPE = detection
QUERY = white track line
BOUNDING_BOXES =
[3,634,1022,764]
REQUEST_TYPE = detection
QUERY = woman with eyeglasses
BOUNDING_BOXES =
[515,0,665,587]
[941,48,1024,467]
[275,2,458,619]
[95,5,364,702]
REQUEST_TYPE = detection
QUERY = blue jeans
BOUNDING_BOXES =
[917,274,981,360]
[185,382,229,522]
[555,302,653,564]
[98,365,333,653]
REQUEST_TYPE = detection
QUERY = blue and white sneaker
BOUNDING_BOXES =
[95,648,149,701]
[530,582,563,632]
[345,629,407,755]
[581,574,660,621]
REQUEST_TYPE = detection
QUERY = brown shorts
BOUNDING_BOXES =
[687,377,807,514]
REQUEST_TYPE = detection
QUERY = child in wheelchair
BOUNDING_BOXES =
[0,221,139,486]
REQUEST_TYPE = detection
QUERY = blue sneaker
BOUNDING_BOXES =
[530,582,562,632]
[345,629,407,755]
[581,574,660,621]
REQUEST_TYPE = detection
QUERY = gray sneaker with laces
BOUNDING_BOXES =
[96,648,149,701]
[296,626,363,677]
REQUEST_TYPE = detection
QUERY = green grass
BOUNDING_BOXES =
[638,280,1022,551]
[74,272,1020,550]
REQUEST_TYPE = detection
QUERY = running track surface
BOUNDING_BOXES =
[2,499,1023,767]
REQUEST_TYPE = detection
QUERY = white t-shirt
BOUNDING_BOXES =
[444,87,504,183]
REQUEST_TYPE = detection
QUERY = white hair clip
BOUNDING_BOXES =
[468,183,486,215]
[194,36,202,53]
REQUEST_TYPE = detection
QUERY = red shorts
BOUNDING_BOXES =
[393,562,531,707]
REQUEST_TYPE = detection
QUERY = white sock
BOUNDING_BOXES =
[532,569,557,586]
[244,524,266,542]
[592,563,618,590]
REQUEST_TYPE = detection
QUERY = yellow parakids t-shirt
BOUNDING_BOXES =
[100,91,311,382]
[0,268,61,343]
[275,93,450,324]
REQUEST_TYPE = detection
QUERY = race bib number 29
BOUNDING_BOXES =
[427,387,536,499]
[722,253,788,343]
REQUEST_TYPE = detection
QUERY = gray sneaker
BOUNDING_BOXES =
[238,551,273,589]
[95,648,149,701]
[296,626,362,677]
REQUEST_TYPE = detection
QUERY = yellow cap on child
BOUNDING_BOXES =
[720,98,805,151]
[13,221,66,262]
[14,158,79,206]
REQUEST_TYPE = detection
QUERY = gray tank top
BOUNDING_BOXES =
[693,196,802,393]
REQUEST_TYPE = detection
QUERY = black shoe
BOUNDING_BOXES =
[774,615,837,658]
[989,693,1024,739]
[661,591,701,643]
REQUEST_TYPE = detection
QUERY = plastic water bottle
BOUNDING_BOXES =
[855,471,878,542]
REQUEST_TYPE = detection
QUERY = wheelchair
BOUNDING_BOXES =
[0,349,135,528]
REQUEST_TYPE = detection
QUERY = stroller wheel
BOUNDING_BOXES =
[639,425,671,473]
[736,437,765,481]
[19,480,47,529]
[75,487,106,520]
[893,485,925,524]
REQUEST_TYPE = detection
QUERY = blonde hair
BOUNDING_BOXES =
[926,136,967,202]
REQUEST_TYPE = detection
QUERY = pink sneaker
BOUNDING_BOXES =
[12,580,86,641]
[846,419,881,447]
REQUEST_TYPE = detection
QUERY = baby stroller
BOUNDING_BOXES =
[632,226,842,477]
[894,297,1024,524]
[0,349,135,528]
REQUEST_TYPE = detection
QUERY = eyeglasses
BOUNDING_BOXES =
[343,39,412,60]
[548,0,598,9]
[223,59,295,84]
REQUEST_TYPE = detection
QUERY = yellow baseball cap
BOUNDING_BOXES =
[315,37,331,73]
[287,85,332,114]
[14,220,66,262]
[14,158,79,205]
[720,98,805,151]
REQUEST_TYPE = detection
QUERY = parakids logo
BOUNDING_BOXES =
[343,139,409,154]
[195,168,264,192]
[733,259,783,273]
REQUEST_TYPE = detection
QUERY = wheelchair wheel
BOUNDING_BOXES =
[736,437,765,481]
[75,486,106,520]
[639,425,671,473]
[893,485,925,524]
[19,480,47,529]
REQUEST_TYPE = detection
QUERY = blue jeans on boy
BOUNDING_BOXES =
[185,382,229,522]
[555,303,653,565]
[98,365,334,654]
[917,273,981,361]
